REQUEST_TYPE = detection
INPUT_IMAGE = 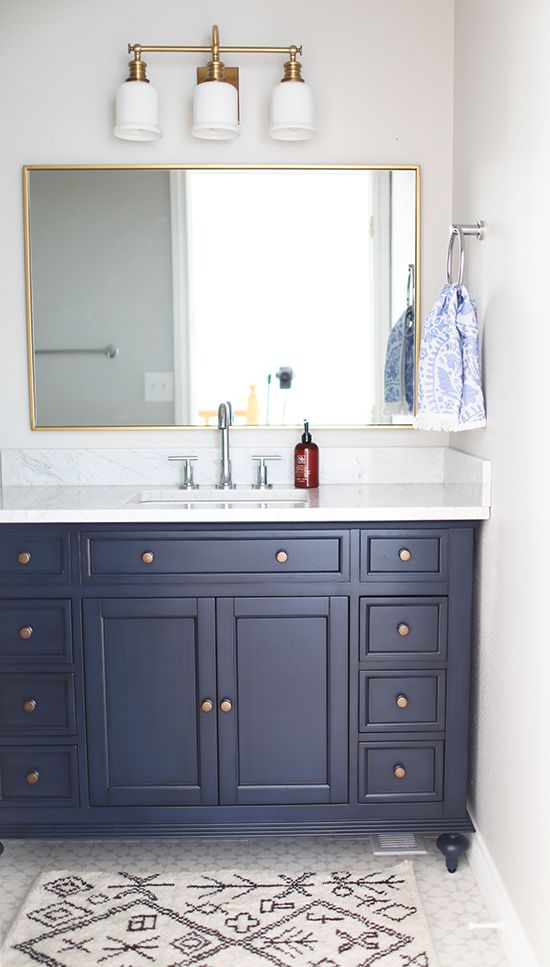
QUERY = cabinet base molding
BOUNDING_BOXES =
[0,816,475,840]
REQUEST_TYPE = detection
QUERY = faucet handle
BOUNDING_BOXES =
[251,455,281,490]
[168,455,199,490]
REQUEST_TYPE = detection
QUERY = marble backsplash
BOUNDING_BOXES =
[0,446,491,498]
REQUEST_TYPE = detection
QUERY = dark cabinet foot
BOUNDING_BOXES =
[0,843,4,856]
[436,833,469,873]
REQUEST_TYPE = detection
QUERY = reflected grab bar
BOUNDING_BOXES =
[35,344,119,358]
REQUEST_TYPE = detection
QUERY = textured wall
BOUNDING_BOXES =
[0,0,453,449]
[453,1,550,962]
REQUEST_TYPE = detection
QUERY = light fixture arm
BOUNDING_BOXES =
[127,28,303,59]
[206,24,227,82]
[212,24,220,58]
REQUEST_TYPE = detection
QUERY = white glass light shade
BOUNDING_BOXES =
[113,80,162,141]
[269,81,316,141]
[192,80,239,140]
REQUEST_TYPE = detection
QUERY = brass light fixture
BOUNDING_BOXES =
[113,24,316,142]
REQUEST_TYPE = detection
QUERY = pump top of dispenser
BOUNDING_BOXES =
[302,420,312,443]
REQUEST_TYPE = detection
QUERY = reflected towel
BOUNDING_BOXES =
[414,283,486,431]
[384,306,415,414]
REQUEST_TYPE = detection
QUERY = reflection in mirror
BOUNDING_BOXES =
[25,166,418,428]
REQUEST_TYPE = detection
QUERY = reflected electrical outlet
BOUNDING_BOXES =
[144,372,174,402]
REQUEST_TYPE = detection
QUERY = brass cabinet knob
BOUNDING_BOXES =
[26,770,40,785]
[141,550,155,565]
[220,699,232,713]
[17,551,31,565]
[396,694,409,709]
[19,626,33,640]
[275,550,288,564]
[398,548,412,562]
[397,623,410,637]
[393,764,407,779]
[23,699,37,713]
[201,699,214,713]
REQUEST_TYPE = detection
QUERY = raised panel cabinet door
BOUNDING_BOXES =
[217,597,348,806]
[83,598,217,806]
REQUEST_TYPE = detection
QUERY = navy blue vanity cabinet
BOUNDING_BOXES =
[0,522,475,872]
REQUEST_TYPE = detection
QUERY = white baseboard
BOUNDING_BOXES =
[467,824,540,967]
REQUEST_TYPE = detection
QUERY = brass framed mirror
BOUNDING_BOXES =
[23,164,420,430]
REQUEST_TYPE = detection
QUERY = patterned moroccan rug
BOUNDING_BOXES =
[1,862,438,966]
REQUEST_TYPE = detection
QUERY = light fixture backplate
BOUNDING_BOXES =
[197,67,239,92]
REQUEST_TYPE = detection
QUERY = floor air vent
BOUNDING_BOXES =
[374,833,428,855]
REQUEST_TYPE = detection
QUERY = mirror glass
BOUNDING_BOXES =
[25,165,418,428]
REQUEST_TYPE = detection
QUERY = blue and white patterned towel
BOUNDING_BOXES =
[414,283,486,431]
[384,306,414,414]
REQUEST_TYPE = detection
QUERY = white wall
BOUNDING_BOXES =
[453,1,550,962]
[0,0,454,450]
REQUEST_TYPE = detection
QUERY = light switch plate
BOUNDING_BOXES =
[145,372,174,402]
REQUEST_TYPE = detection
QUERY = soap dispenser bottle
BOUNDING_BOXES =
[294,420,319,489]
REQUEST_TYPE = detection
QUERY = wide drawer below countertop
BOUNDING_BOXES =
[80,530,350,582]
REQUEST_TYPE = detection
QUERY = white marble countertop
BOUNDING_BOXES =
[0,483,490,523]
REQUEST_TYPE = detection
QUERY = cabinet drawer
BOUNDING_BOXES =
[0,600,72,663]
[358,741,443,802]
[0,674,76,735]
[83,531,348,582]
[0,746,78,805]
[360,530,448,582]
[360,598,447,662]
[359,671,446,731]
[0,533,68,582]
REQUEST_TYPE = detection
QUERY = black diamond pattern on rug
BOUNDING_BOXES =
[1,863,437,966]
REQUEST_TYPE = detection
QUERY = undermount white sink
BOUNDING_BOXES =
[135,487,310,506]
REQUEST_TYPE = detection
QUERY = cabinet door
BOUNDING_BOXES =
[217,597,348,805]
[84,598,217,805]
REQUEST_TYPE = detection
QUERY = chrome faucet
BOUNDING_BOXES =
[216,401,236,489]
